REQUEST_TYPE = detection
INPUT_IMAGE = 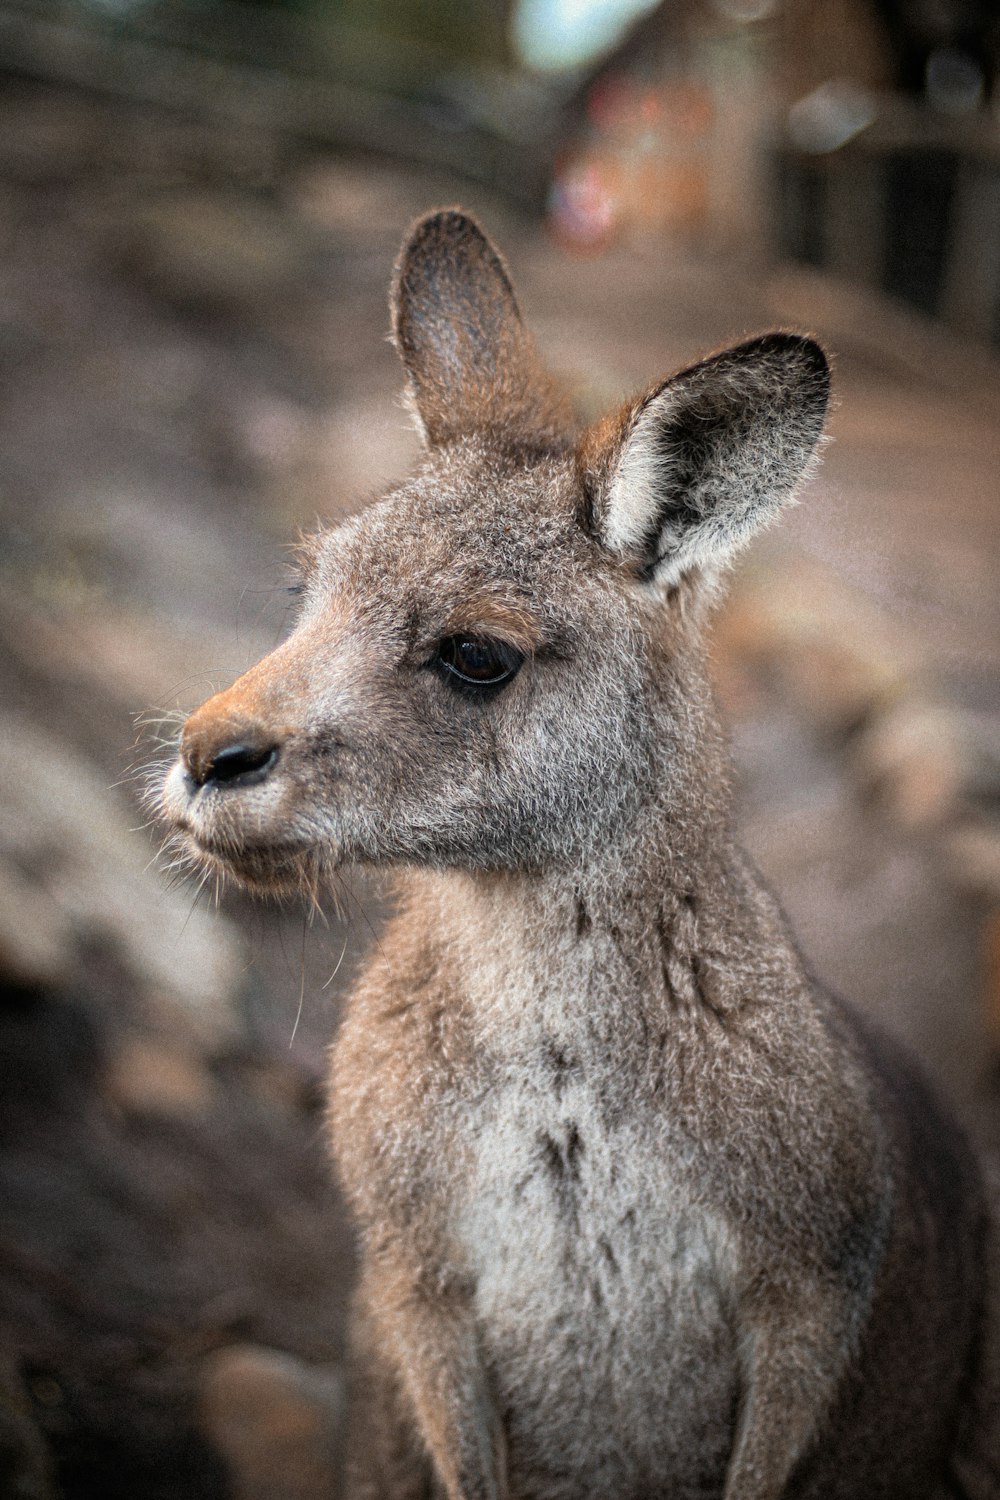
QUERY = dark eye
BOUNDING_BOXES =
[437,636,524,689]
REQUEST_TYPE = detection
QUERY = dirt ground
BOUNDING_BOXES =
[1,76,999,1500]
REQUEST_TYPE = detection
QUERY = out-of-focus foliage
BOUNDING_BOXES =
[317,0,510,65]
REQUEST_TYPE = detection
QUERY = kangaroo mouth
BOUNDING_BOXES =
[177,826,329,896]
[162,759,330,896]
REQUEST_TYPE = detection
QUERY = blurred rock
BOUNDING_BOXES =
[102,1035,216,1119]
[0,713,243,1046]
[116,191,312,316]
[307,395,420,515]
[195,389,313,494]
[0,88,97,186]
[984,908,1000,1052]
[239,1054,326,1119]
[720,554,1000,851]
[0,1355,56,1500]
[198,1345,346,1500]
[944,822,1000,901]
[0,857,74,994]
[854,703,1000,832]
[289,159,420,242]
[717,552,910,740]
[853,702,967,829]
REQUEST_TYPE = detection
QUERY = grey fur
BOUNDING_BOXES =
[161,209,1000,1500]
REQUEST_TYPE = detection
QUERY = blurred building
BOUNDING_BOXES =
[544,0,1000,346]
[4,0,997,341]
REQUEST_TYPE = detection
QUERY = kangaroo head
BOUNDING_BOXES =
[161,209,829,894]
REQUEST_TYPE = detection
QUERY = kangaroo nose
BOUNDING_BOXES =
[182,731,280,789]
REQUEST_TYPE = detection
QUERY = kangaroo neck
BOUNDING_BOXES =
[396,810,808,1041]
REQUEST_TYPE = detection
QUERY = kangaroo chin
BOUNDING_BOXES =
[161,758,333,895]
[160,209,1000,1500]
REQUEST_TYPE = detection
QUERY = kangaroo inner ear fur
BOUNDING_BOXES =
[579,334,830,587]
[391,206,570,450]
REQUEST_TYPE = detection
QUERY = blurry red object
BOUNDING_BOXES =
[548,154,618,252]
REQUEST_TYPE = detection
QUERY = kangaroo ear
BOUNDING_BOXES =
[392,208,568,448]
[579,334,830,586]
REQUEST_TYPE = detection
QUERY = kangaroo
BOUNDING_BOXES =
[161,209,1000,1500]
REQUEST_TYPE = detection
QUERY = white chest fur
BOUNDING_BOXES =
[455,1061,741,1499]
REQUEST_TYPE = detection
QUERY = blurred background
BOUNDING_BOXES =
[1,0,999,1495]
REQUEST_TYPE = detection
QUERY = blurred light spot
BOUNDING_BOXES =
[548,157,617,248]
[788,80,875,155]
[711,0,776,21]
[925,49,984,114]
[513,0,661,73]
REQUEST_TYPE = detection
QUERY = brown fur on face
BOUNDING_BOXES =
[160,210,1000,1500]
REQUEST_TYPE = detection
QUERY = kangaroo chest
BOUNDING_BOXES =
[455,1059,740,1499]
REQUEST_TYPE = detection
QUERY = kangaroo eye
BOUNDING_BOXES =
[437,636,523,688]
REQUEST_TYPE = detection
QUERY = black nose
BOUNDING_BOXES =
[190,741,279,789]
